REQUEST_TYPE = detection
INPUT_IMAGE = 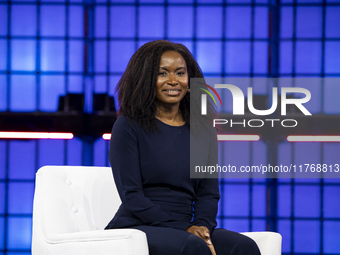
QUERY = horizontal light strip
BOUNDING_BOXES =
[217,134,260,141]
[103,133,260,142]
[0,132,74,140]
[287,135,340,142]
[102,133,111,140]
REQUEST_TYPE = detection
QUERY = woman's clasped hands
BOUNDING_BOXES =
[186,225,216,255]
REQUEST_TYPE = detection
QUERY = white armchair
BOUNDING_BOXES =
[32,165,148,255]
[32,165,281,255]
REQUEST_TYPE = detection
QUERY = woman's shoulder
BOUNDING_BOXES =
[112,115,139,134]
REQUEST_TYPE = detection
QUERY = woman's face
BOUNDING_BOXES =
[155,51,189,106]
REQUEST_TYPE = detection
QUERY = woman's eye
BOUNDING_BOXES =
[158,72,167,76]
[177,72,185,76]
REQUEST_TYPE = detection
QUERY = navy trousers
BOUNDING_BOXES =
[131,226,261,255]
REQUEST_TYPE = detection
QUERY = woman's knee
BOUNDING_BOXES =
[234,235,260,254]
[181,234,211,255]
[211,229,261,255]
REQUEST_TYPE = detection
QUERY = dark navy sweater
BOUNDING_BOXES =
[105,115,220,233]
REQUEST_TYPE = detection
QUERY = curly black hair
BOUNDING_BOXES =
[116,40,214,132]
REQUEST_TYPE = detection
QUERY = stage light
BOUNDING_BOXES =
[217,134,260,141]
[102,133,111,140]
[287,135,340,142]
[102,133,260,141]
[0,132,74,140]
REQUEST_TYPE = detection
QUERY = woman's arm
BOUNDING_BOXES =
[191,127,220,233]
[109,116,192,231]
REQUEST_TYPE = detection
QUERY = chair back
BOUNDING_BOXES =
[33,165,120,238]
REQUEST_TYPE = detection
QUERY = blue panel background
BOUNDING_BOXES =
[40,40,65,72]
[197,7,223,38]
[95,6,107,38]
[0,183,4,214]
[323,221,340,253]
[294,186,320,217]
[223,219,249,232]
[69,40,84,72]
[0,218,3,250]
[7,217,32,250]
[297,0,323,2]
[295,42,322,74]
[11,40,36,71]
[0,75,6,111]
[69,6,84,37]
[8,140,36,180]
[94,75,106,93]
[0,141,5,179]
[93,139,109,167]
[139,7,164,38]
[226,7,251,38]
[278,185,291,217]
[168,7,193,39]
[11,5,36,36]
[140,0,164,2]
[325,7,340,38]
[110,41,135,72]
[94,41,107,72]
[110,6,135,38]
[68,75,84,93]
[10,75,36,112]
[0,40,6,71]
[197,42,222,73]
[279,42,293,74]
[323,186,340,218]
[223,184,249,216]
[280,7,293,38]
[0,6,7,35]
[38,140,65,168]
[253,42,268,74]
[8,183,34,214]
[66,138,83,166]
[198,0,222,2]
[296,7,322,38]
[228,0,251,3]
[252,220,266,232]
[40,6,65,36]
[294,220,320,253]
[225,42,251,74]
[254,7,268,38]
[325,42,340,74]
[278,220,291,253]
[252,185,266,217]
[40,75,65,112]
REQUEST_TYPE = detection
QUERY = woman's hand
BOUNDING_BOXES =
[185,225,216,255]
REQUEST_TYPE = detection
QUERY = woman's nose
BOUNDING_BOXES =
[168,74,178,85]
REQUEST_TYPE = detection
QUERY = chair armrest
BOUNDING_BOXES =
[33,229,148,255]
[240,231,282,255]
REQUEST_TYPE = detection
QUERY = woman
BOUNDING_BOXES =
[105,40,261,255]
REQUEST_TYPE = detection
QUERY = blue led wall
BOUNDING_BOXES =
[0,0,340,254]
